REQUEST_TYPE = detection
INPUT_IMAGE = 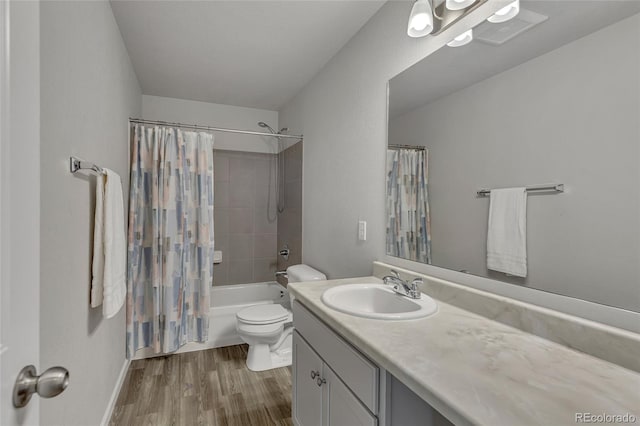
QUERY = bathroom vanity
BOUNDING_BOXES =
[289,274,640,426]
[292,299,451,426]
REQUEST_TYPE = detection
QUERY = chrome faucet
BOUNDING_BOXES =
[382,270,422,299]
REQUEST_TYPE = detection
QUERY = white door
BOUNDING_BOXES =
[0,1,41,424]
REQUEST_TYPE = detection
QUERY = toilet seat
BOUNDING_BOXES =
[237,304,291,325]
[237,321,284,337]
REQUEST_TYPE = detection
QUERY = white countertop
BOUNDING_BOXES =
[288,277,640,426]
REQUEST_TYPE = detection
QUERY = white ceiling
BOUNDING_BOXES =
[110,0,386,111]
[389,1,640,119]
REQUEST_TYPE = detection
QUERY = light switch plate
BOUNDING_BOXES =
[358,220,367,241]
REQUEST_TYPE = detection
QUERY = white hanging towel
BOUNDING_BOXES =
[486,187,528,278]
[91,173,105,308]
[91,169,127,318]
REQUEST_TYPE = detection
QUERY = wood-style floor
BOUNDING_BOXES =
[110,345,292,426]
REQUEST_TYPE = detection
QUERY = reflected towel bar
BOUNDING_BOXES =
[70,156,105,175]
[388,144,426,150]
[477,184,564,197]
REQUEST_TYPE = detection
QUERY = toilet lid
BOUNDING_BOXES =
[237,304,290,325]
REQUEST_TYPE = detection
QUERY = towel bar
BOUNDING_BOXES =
[70,156,105,175]
[477,184,564,197]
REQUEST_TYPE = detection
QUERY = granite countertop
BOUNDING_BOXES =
[288,277,640,426]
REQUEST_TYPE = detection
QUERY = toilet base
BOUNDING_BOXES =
[245,333,292,372]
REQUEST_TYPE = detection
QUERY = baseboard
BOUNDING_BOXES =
[100,357,131,426]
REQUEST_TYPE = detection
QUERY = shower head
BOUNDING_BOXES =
[258,121,277,134]
[259,122,291,135]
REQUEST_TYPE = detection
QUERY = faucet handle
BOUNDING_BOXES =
[407,278,422,299]
[410,278,422,290]
[390,269,400,279]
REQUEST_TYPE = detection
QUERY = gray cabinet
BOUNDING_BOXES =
[293,331,376,426]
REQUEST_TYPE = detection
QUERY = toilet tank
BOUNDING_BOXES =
[286,264,326,283]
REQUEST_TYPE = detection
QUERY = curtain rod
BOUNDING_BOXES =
[388,144,426,150]
[129,118,303,140]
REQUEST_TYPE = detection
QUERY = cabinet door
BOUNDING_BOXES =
[293,332,324,426]
[324,366,377,426]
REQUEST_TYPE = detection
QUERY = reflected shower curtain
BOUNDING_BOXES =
[386,148,431,263]
[126,124,214,357]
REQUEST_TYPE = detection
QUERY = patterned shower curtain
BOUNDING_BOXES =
[386,148,431,264]
[126,124,214,357]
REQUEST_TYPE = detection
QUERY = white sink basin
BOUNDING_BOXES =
[321,284,437,320]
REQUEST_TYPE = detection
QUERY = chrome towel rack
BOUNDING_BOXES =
[476,183,564,197]
[70,156,105,175]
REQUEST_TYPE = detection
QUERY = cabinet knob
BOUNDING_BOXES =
[316,377,326,387]
[310,370,319,380]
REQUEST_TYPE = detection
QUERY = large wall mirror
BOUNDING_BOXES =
[386,1,640,312]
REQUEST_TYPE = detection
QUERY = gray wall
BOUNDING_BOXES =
[213,150,278,286]
[278,2,496,279]
[389,14,640,311]
[40,1,141,425]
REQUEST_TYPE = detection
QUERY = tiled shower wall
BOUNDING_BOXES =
[213,143,303,286]
[213,150,278,285]
[277,142,303,284]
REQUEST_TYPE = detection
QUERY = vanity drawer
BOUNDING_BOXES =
[293,301,379,414]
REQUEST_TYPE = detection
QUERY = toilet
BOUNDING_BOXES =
[236,264,326,371]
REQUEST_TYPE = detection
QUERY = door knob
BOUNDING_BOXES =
[13,365,69,408]
[310,370,319,379]
[316,377,326,387]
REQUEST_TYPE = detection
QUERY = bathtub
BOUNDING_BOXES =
[133,281,289,360]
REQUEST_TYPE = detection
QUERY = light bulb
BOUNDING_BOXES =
[411,13,430,31]
[487,0,520,23]
[446,0,476,11]
[407,0,434,38]
[446,29,473,47]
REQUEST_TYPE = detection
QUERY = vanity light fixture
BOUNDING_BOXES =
[407,0,486,39]
[446,0,476,11]
[446,29,473,47]
[487,0,520,23]
[407,0,434,37]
